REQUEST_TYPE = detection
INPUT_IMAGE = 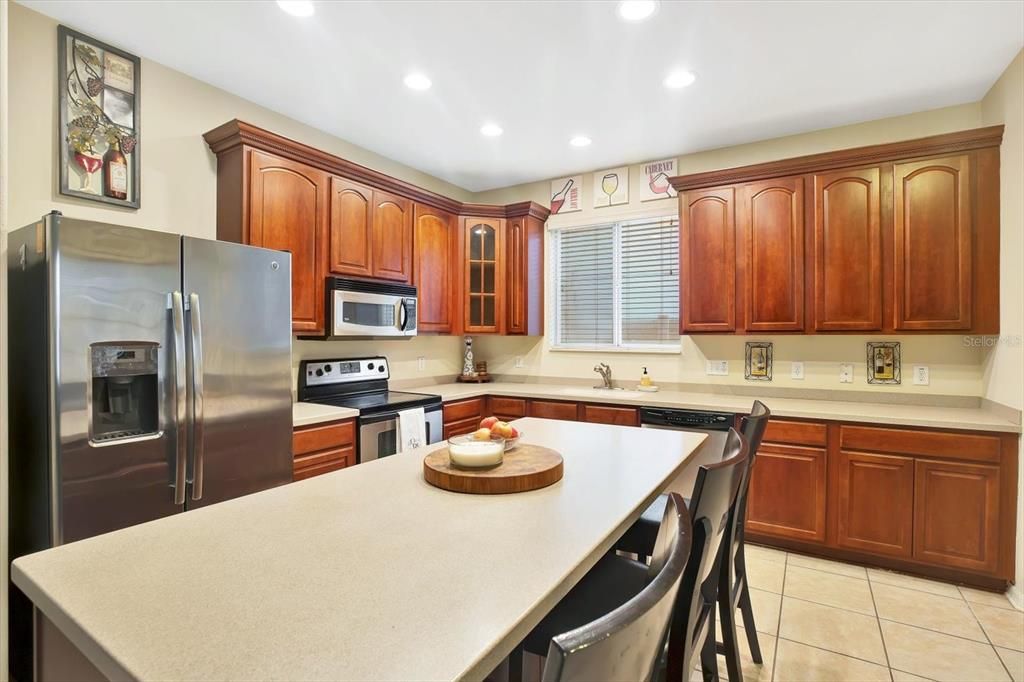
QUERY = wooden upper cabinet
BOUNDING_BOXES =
[371,190,413,282]
[740,176,805,331]
[462,217,505,334]
[505,214,544,336]
[327,178,372,278]
[680,187,736,332]
[413,203,457,334]
[328,177,373,278]
[893,155,972,330]
[812,167,882,331]
[248,150,326,334]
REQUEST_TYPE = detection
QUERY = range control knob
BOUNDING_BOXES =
[368,362,375,370]
[315,368,324,377]
[378,365,386,372]
[324,364,332,373]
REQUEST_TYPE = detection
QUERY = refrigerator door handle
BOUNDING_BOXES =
[189,292,205,501]
[171,291,188,506]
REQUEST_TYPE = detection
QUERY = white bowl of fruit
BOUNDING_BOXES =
[475,416,522,450]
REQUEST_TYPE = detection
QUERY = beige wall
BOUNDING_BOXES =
[476,103,992,397]
[980,49,1024,607]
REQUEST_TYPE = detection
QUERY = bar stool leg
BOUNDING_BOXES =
[700,614,720,682]
[717,576,743,681]
[734,544,762,664]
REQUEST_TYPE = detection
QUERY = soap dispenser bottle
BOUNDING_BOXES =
[640,367,652,387]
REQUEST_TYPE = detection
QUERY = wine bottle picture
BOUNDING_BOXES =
[551,178,574,214]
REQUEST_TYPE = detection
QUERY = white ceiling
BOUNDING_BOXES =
[23,0,1024,192]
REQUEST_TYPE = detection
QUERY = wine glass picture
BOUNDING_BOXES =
[594,166,629,207]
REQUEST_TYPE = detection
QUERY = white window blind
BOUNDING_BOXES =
[554,217,680,350]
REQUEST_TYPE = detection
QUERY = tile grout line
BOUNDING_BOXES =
[769,551,786,682]
[963,597,1016,681]
[864,567,895,682]
[773,635,897,673]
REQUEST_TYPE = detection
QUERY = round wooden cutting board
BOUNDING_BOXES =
[423,444,564,495]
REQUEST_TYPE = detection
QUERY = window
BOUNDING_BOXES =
[553,217,680,350]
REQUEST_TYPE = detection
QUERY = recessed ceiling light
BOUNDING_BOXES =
[480,123,504,137]
[403,72,432,91]
[569,135,592,148]
[618,0,659,22]
[664,69,697,89]
[276,0,314,17]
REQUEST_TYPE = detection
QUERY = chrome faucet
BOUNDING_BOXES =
[593,363,613,389]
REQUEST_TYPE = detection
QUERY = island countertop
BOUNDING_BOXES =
[12,418,706,681]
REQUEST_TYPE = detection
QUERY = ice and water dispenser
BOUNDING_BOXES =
[89,342,160,444]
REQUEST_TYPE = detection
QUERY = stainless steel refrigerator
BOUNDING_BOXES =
[8,212,294,679]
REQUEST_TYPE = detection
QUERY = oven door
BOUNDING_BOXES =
[359,406,442,463]
[332,290,417,337]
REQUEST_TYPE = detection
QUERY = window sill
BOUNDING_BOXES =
[549,345,682,355]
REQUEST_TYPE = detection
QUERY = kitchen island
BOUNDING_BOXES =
[12,418,706,681]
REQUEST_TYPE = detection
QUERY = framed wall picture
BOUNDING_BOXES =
[639,158,678,201]
[593,166,629,207]
[745,342,773,381]
[867,342,901,384]
[550,175,582,214]
[58,25,141,208]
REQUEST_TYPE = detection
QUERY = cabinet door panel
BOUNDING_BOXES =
[741,176,805,331]
[463,217,504,334]
[681,187,736,332]
[293,446,354,481]
[488,397,527,420]
[914,459,999,573]
[527,400,578,421]
[443,398,485,423]
[371,190,412,282]
[328,177,373,278]
[506,216,526,334]
[813,168,882,330]
[443,416,481,439]
[248,150,325,333]
[413,204,456,333]
[836,451,914,557]
[894,155,972,330]
[746,442,826,543]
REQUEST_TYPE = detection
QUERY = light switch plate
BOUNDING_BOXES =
[515,356,525,368]
[790,361,805,380]
[913,365,930,385]
[839,363,854,383]
[417,356,425,371]
[706,360,729,376]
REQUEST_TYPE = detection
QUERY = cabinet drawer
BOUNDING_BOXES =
[528,400,579,421]
[488,396,527,419]
[443,416,481,439]
[580,404,639,426]
[443,398,486,423]
[763,419,827,447]
[293,419,355,456]
[840,425,1001,463]
[294,445,354,481]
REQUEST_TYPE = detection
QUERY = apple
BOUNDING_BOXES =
[472,428,492,441]
[480,416,499,430]
[492,421,514,438]
[508,426,520,439]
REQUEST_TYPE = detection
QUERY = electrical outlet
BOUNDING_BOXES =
[705,360,729,376]
[790,361,805,380]
[839,363,854,383]
[514,356,525,368]
[417,356,425,371]
[913,365,930,386]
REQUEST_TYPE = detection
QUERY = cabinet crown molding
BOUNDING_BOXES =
[670,125,1005,191]
[203,119,549,222]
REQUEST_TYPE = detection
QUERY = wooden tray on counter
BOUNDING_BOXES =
[423,444,563,495]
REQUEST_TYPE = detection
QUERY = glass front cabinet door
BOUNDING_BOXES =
[462,217,505,334]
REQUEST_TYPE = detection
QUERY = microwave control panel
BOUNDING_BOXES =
[303,357,390,386]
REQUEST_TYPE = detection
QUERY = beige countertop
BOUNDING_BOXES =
[12,418,705,681]
[292,401,358,427]
[420,382,1021,434]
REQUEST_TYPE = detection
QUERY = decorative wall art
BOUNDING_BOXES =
[745,342,773,381]
[639,158,678,201]
[58,25,141,208]
[593,166,629,207]
[550,175,582,214]
[867,342,901,384]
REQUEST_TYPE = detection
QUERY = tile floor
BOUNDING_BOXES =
[696,544,1024,682]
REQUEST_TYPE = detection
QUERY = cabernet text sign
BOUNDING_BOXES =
[640,158,678,201]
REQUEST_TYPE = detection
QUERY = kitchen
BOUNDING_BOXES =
[1,1,1023,681]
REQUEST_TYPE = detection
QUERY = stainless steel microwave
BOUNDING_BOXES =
[328,278,417,337]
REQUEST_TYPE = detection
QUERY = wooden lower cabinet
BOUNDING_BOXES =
[836,450,914,558]
[746,442,828,543]
[292,419,356,481]
[488,396,527,421]
[442,397,486,438]
[443,417,481,439]
[914,459,1000,573]
[527,399,579,421]
[579,404,640,426]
